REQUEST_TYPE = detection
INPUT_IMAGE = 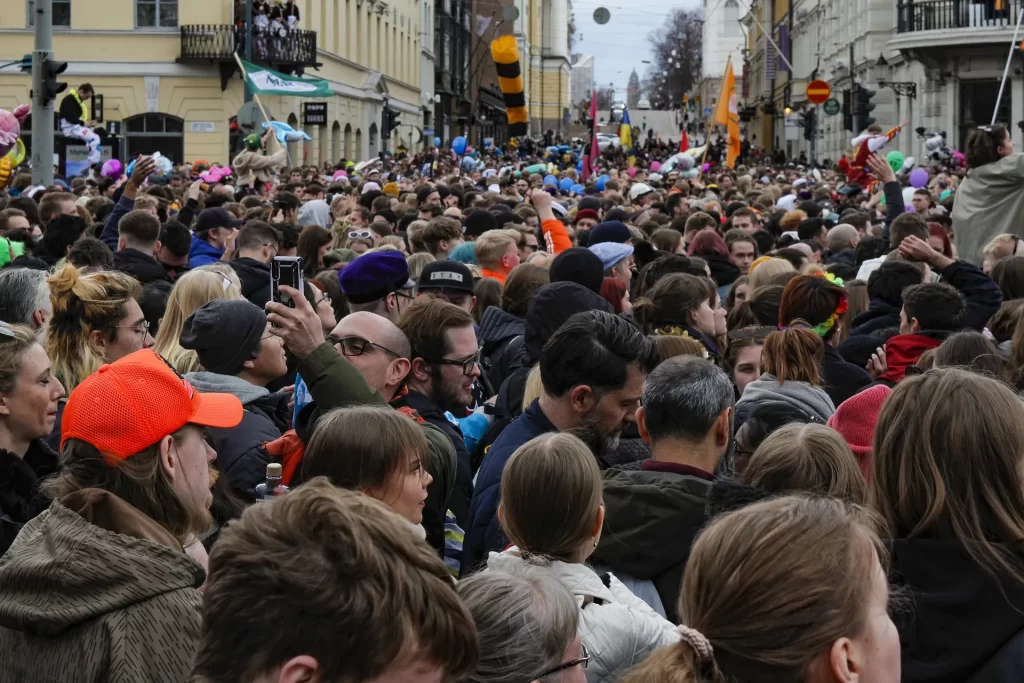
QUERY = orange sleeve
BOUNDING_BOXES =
[542,218,572,255]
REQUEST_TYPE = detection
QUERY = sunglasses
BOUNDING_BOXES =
[348,230,373,240]
[327,335,401,358]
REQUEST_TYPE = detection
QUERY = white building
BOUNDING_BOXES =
[571,54,595,107]
[700,0,746,108]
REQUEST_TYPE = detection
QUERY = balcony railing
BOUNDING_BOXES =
[180,24,317,66]
[897,0,1022,32]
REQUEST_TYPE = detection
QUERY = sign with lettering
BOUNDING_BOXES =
[302,102,328,126]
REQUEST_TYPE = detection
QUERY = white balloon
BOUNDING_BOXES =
[678,155,695,170]
[902,187,916,206]
[900,156,916,172]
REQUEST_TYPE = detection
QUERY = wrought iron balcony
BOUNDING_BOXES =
[896,0,1022,33]
[180,24,318,67]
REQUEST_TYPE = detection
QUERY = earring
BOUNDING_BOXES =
[593,538,598,549]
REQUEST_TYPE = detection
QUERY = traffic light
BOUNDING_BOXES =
[802,109,816,141]
[841,89,852,131]
[386,108,401,134]
[854,87,877,129]
[40,58,68,105]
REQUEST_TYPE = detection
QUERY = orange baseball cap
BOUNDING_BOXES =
[61,349,243,459]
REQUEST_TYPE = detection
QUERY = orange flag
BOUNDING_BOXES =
[713,58,741,169]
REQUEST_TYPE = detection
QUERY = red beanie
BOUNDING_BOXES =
[826,385,891,482]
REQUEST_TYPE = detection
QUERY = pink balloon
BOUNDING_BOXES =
[100,159,122,179]
[627,167,638,178]
[650,161,661,172]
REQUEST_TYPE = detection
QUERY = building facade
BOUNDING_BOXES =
[570,53,594,109]
[433,0,473,144]
[527,0,570,136]
[0,0,427,166]
[700,0,745,115]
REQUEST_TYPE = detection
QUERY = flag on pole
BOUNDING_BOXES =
[620,107,635,167]
[583,90,598,182]
[714,58,741,169]
[240,59,333,97]
[680,130,689,152]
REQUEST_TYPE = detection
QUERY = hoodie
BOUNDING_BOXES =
[185,372,290,499]
[112,247,171,284]
[0,489,203,683]
[229,256,273,309]
[892,538,1024,683]
[296,199,331,228]
[477,306,525,391]
[189,234,225,268]
[735,373,836,427]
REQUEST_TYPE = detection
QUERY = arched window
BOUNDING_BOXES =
[331,121,342,163]
[723,0,741,37]
[355,128,363,159]
[124,113,185,162]
[368,123,378,159]
[286,113,301,164]
[344,123,354,160]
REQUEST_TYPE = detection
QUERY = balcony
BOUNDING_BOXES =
[893,0,1022,50]
[179,24,319,89]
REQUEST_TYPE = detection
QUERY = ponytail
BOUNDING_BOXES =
[763,326,823,385]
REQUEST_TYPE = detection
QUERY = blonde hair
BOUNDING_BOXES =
[521,363,543,411]
[0,324,41,394]
[407,252,436,281]
[474,229,519,270]
[983,233,1020,268]
[748,258,795,294]
[499,432,602,562]
[744,423,867,503]
[622,496,886,683]
[153,269,242,374]
[46,265,142,393]
[652,334,708,362]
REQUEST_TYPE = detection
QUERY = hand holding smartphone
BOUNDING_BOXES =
[272,256,304,308]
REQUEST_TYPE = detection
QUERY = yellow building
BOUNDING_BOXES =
[0,0,427,165]
[525,0,570,136]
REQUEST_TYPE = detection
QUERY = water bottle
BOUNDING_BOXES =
[255,462,289,501]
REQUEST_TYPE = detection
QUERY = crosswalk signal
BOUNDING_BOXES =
[41,58,68,106]
[854,87,877,129]
[802,109,816,141]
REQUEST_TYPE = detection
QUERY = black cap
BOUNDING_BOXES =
[195,207,243,233]
[417,260,475,294]
[463,209,498,238]
[549,247,605,293]
[179,299,266,375]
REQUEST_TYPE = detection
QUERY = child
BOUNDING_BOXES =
[846,120,909,187]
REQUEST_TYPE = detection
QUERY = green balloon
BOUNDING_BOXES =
[886,150,905,173]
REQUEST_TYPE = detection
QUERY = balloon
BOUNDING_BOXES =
[466,146,474,155]
[543,174,558,186]
[433,136,441,146]
[677,155,695,171]
[702,163,711,173]
[952,150,965,166]
[596,174,610,191]
[525,163,547,173]
[909,167,929,188]
[571,183,585,195]
[940,189,952,201]
[626,167,637,178]
[900,156,916,172]
[886,150,904,173]
[100,159,122,179]
[650,161,661,172]
[125,159,136,177]
[558,177,574,192]
[684,169,700,179]
[902,187,916,206]
[332,170,348,181]
[452,136,468,155]
[577,159,583,172]
[4,138,25,167]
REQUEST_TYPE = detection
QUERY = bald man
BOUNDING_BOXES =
[825,223,861,269]
[326,312,412,402]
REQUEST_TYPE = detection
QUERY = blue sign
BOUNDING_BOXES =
[704,107,712,117]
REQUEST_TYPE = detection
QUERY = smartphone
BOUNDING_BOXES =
[271,256,304,308]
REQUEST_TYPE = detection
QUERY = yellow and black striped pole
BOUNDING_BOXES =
[490,35,528,137]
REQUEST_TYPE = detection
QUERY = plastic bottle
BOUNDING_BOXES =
[255,462,289,501]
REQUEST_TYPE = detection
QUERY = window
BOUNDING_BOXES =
[136,0,178,28]
[28,0,71,27]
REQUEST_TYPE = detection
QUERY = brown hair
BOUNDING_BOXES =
[192,479,478,682]
[873,368,1024,583]
[471,277,503,325]
[966,124,1010,169]
[779,275,846,341]
[652,334,709,362]
[420,216,462,256]
[744,423,867,503]
[501,263,549,318]
[991,299,1024,345]
[683,212,717,235]
[762,327,823,385]
[633,273,715,334]
[499,432,602,562]
[118,209,161,248]
[651,228,683,253]
[778,209,807,232]
[296,224,333,277]
[622,496,886,683]
[888,212,930,249]
[301,406,429,497]
[38,191,75,225]
[398,296,475,362]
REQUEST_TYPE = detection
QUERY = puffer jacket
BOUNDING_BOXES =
[0,489,204,683]
[734,373,835,428]
[185,372,290,500]
[486,548,680,683]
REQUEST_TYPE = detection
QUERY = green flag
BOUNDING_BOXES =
[240,59,332,97]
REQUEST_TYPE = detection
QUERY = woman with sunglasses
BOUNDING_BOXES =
[953,124,1024,267]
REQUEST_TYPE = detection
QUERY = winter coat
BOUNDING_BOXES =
[700,252,740,290]
[876,331,947,385]
[477,306,525,392]
[189,234,225,268]
[891,538,1024,683]
[0,489,203,683]
[486,549,680,683]
[821,345,872,406]
[952,153,1024,266]
[839,300,902,367]
[229,256,273,309]
[735,374,835,427]
[184,372,290,500]
[112,247,171,284]
[590,462,712,623]
[232,146,288,186]
[825,248,857,268]
[463,399,558,576]
[0,440,60,557]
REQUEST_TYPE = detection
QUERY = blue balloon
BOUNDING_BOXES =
[577,160,583,172]
[543,174,558,186]
[452,136,468,155]
[558,177,574,192]
[433,136,441,146]
[571,183,585,195]
[126,159,136,177]
[596,174,610,191]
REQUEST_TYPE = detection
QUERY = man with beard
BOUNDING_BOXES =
[590,356,735,622]
[461,310,658,575]
[394,297,481,529]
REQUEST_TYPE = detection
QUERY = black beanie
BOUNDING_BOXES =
[179,299,267,375]
[524,282,612,362]
[463,209,498,238]
[549,247,604,293]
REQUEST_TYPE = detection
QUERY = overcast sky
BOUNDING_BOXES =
[572,0,702,97]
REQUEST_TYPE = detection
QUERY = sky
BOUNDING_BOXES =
[572,0,702,98]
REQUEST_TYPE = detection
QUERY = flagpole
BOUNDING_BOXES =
[698,54,731,181]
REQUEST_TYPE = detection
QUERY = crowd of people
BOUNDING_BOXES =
[1,120,1024,682]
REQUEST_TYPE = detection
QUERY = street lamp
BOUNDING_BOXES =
[784,106,792,117]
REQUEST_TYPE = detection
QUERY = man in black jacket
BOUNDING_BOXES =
[592,356,735,622]
[112,209,170,284]
[229,221,281,309]
[58,83,101,165]
[394,296,479,527]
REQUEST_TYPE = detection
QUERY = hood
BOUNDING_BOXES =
[737,374,836,422]
[852,299,902,335]
[486,547,615,603]
[185,371,270,406]
[701,252,740,288]
[113,248,170,283]
[297,199,331,228]
[892,538,1024,682]
[878,332,945,383]
[477,306,524,347]
[0,489,203,636]
[230,257,272,299]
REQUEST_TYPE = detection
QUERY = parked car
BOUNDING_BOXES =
[597,133,621,151]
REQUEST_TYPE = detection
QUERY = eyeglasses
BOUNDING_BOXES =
[117,320,151,340]
[426,348,481,375]
[395,289,416,302]
[536,643,590,679]
[327,335,401,358]
[348,230,373,240]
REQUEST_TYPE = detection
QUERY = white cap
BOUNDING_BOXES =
[629,183,654,201]
[792,178,809,188]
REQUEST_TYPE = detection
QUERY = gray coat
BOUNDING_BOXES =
[952,154,1024,266]
[735,374,836,426]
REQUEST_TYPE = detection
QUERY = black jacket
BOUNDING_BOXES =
[892,538,1024,683]
[701,252,741,289]
[392,390,473,528]
[839,300,903,367]
[58,92,85,126]
[477,307,525,392]
[0,440,60,556]
[825,248,857,268]
[230,257,273,309]
[821,345,871,406]
[112,247,171,284]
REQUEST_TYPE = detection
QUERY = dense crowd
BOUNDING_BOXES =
[1,121,1024,682]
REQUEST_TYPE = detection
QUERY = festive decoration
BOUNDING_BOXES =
[886,150,904,173]
[452,136,468,155]
[490,35,529,137]
[558,177,574,192]
[262,120,312,143]
[909,167,929,188]
[808,272,848,338]
[0,105,29,159]
[100,159,123,179]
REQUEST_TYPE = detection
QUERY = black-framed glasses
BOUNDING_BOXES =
[426,348,481,375]
[536,643,590,679]
[327,335,401,359]
[395,289,416,302]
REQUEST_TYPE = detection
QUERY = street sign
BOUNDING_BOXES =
[806,80,832,105]
[823,98,841,116]
[704,107,712,117]
[302,102,328,126]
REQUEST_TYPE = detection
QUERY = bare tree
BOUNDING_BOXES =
[642,8,702,110]
[595,84,616,111]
